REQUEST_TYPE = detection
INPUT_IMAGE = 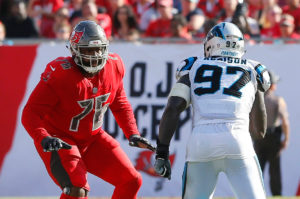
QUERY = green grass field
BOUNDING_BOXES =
[0,197,300,199]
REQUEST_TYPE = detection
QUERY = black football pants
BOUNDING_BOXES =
[254,126,282,196]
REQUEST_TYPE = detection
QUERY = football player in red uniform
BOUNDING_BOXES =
[22,20,155,199]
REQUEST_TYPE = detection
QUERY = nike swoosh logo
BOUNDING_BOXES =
[50,65,56,71]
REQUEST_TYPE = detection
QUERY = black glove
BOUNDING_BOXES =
[154,139,171,180]
[41,136,72,152]
[129,134,156,152]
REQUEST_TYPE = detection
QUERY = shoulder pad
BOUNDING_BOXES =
[41,57,74,83]
[255,64,271,92]
[53,57,73,70]
[108,52,119,61]
[247,59,260,66]
[108,53,125,78]
[176,57,197,80]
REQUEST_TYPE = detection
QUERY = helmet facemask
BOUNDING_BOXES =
[71,42,108,74]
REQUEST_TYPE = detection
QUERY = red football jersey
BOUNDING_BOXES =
[32,0,64,13]
[197,0,224,19]
[145,18,172,37]
[31,0,64,38]
[97,13,112,38]
[282,6,300,29]
[22,54,139,144]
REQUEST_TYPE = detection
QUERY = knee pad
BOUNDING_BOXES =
[62,186,88,198]
[128,172,142,189]
[136,172,143,187]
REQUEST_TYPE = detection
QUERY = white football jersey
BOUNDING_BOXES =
[176,56,269,161]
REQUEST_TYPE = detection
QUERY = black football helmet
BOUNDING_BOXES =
[68,20,109,74]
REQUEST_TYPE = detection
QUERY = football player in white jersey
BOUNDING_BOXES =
[154,22,271,199]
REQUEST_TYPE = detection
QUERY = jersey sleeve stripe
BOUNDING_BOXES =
[181,57,198,71]
[255,64,266,82]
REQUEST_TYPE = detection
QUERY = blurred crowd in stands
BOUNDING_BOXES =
[0,0,300,44]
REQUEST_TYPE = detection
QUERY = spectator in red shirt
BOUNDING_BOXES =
[246,0,263,20]
[197,0,224,19]
[27,0,64,38]
[144,0,173,37]
[139,0,159,32]
[279,14,300,40]
[258,0,280,25]
[260,6,282,39]
[282,0,300,33]
[71,1,113,39]
[96,0,130,18]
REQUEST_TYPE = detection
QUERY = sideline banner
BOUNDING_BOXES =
[0,43,299,197]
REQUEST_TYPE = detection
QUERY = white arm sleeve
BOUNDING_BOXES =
[168,83,191,108]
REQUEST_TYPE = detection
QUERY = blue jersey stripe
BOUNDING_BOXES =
[255,64,266,82]
[182,162,188,198]
[181,57,197,71]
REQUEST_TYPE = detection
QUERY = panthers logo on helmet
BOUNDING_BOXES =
[70,30,84,44]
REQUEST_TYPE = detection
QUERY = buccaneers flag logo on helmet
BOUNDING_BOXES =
[70,30,84,44]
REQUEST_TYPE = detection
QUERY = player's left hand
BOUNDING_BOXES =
[154,138,171,180]
[154,158,171,180]
[129,134,156,152]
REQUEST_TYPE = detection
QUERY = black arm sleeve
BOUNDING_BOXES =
[158,75,190,145]
[249,90,267,139]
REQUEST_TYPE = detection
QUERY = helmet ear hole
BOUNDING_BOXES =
[204,45,211,57]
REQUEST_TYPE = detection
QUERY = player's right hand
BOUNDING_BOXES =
[154,158,171,180]
[129,134,156,152]
[41,136,72,152]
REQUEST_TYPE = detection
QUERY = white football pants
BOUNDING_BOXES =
[182,156,266,199]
